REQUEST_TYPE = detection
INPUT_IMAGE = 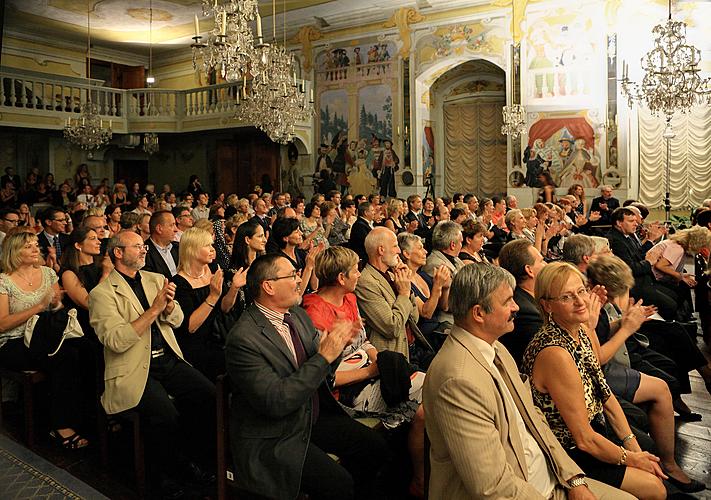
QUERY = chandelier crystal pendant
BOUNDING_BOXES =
[501,2,526,139]
[143,133,160,155]
[64,1,112,150]
[620,0,711,126]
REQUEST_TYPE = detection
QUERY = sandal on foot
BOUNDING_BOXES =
[50,430,89,450]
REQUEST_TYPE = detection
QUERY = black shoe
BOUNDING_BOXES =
[183,461,216,486]
[667,475,707,493]
[675,411,702,422]
[159,477,185,500]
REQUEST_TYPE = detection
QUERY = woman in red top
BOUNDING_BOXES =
[302,246,427,498]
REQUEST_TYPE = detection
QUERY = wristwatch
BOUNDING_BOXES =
[568,475,588,488]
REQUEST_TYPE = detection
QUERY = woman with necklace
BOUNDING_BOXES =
[172,228,247,381]
[0,231,89,449]
[521,262,667,499]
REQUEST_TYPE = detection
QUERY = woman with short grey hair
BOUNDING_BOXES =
[398,232,451,347]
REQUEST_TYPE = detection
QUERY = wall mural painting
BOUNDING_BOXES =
[316,84,396,196]
[315,41,396,84]
[415,21,504,74]
[523,8,600,106]
[524,115,602,190]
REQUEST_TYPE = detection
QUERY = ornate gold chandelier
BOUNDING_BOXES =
[64,1,112,150]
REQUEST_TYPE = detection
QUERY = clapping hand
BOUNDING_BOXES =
[392,266,413,297]
[230,267,248,289]
[432,265,452,290]
[209,269,224,301]
[318,317,360,363]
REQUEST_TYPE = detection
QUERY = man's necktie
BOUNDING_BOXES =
[493,350,555,468]
[54,235,62,259]
[283,314,319,422]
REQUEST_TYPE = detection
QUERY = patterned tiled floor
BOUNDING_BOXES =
[0,434,107,500]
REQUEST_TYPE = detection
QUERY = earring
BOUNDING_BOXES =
[548,311,553,323]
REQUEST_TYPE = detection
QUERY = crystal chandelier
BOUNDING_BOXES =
[191,0,259,82]
[64,101,113,150]
[620,0,711,127]
[64,1,112,150]
[501,1,526,139]
[234,0,314,144]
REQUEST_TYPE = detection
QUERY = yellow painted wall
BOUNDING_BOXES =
[2,36,85,77]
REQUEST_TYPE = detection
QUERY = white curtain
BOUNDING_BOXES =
[638,107,711,209]
[443,100,507,197]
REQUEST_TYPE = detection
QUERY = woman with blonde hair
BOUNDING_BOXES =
[171,227,247,381]
[0,231,89,449]
[384,198,406,234]
[522,262,667,499]
[587,254,704,492]
[112,182,128,206]
[646,226,711,318]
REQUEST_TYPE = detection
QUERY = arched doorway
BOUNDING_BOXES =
[431,59,507,198]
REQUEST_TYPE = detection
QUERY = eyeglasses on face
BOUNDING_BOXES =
[118,244,149,251]
[548,287,589,304]
[2,218,20,224]
[52,218,68,223]
[268,271,299,282]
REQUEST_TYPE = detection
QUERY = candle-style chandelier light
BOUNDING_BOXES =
[501,0,526,139]
[620,0,711,220]
[190,0,313,143]
[64,1,113,150]
[620,0,711,129]
[143,0,159,155]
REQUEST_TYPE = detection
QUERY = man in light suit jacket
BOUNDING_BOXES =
[226,254,390,500]
[421,220,465,325]
[424,263,632,500]
[355,227,421,361]
[89,230,215,497]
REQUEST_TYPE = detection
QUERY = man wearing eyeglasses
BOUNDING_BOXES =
[89,230,215,498]
[37,206,70,272]
[226,254,391,500]
[0,207,21,256]
[172,206,193,243]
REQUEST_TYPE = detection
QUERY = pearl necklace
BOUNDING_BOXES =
[184,268,207,280]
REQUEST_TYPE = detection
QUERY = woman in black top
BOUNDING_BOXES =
[172,227,247,381]
[269,217,319,293]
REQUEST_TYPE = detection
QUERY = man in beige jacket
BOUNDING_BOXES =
[89,230,215,497]
[424,263,633,499]
[355,227,419,361]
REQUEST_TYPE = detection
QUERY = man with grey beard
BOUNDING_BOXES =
[89,230,215,498]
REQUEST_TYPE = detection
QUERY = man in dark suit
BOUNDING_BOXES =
[38,206,70,272]
[606,207,678,320]
[497,239,547,366]
[589,184,620,226]
[143,210,180,279]
[226,254,390,499]
[249,198,271,237]
[404,194,427,232]
[348,201,375,263]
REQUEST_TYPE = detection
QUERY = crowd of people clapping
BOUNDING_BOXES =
[2,166,711,499]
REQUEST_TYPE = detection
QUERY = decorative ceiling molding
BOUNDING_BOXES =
[383,7,426,59]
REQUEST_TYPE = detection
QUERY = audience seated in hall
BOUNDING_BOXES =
[3,168,711,499]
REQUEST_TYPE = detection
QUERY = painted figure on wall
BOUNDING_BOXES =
[527,116,601,188]
[373,139,400,198]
